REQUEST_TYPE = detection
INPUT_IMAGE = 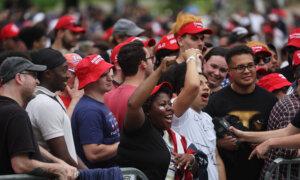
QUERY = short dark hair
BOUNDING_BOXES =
[267,43,277,55]
[118,40,146,76]
[155,49,179,69]
[204,47,228,62]
[19,25,46,49]
[225,45,254,65]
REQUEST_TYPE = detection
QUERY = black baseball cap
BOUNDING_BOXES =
[0,56,46,84]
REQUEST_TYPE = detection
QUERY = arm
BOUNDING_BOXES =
[172,48,200,117]
[47,136,79,169]
[230,123,300,143]
[216,149,226,180]
[124,58,174,131]
[39,145,65,164]
[83,142,119,163]
[11,154,77,179]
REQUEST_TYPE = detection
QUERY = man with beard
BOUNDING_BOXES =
[205,45,277,180]
[52,15,85,54]
[0,57,77,179]
[26,48,86,170]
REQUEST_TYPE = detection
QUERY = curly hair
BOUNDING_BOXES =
[171,12,201,35]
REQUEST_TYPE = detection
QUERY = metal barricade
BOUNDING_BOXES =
[0,174,46,180]
[0,167,148,180]
[264,157,300,180]
[121,167,148,180]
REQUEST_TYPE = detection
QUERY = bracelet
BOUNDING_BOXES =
[186,56,197,63]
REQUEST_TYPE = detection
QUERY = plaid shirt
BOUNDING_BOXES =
[260,91,300,179]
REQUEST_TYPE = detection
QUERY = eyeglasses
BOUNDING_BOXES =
[20,71,38,79]
[254,55,271,65]
[230,63,255,73]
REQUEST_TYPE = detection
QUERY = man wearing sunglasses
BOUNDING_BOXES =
[246,41,273,79]
[205,45,277,180]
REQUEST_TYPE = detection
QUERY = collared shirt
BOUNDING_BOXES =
[261,91,300,179]
[26,86,77,163]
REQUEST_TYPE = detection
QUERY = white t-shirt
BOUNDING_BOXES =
[172,108,218,180]
[26,86,77,163]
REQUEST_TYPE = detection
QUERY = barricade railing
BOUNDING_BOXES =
[264,157,300,180]
[0,167,148,180]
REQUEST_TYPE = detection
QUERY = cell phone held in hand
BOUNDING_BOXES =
[212,116,232,138]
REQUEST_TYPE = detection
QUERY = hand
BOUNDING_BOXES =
[49,163,77,180]
[66,78,84,100]
[249,140,271,160]
[182,48,202,61]
[218,135,238,151]
[229,126,246,142]
[182,48,203,73]
[57,160,79,179]
[173,152,195,170]
[159,56,177,73]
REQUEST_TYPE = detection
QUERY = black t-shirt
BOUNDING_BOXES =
[0,96,43,175]
[117,119,170,180]
[204,85,277,180]
[291,111,300,128]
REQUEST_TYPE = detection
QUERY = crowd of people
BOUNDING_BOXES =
[0,1,300,180]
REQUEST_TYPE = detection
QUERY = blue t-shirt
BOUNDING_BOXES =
[72,95,120,168]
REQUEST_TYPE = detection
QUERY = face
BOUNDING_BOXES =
[19,71,40,103]
[62,30,81,50]
[66,70,76,88]
[229,54,256,87]
[2,38,19,51]
[203,55,228,89]
[33,36,47,50]
[179,33,205,52]
[144,47,154,77]
[192,75,211,109]
[49,62,68,92]
[95,69,113,93]
[266,50,279,72]
[149,92,174,130]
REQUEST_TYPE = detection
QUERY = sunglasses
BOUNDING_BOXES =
[254,55,271,65]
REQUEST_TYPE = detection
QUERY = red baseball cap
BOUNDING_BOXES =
[64,53,82,72]
[110,36,156,64]
[257,73,291,92]
[247,41,272,57]
[76,54,113,89]
[287,28,300,48]
[0,23,19,40]
[55,15,85,33]
[155,34,179,52]
[151,82,173,95]
[176,21,212,37]
[292,50,300,67]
